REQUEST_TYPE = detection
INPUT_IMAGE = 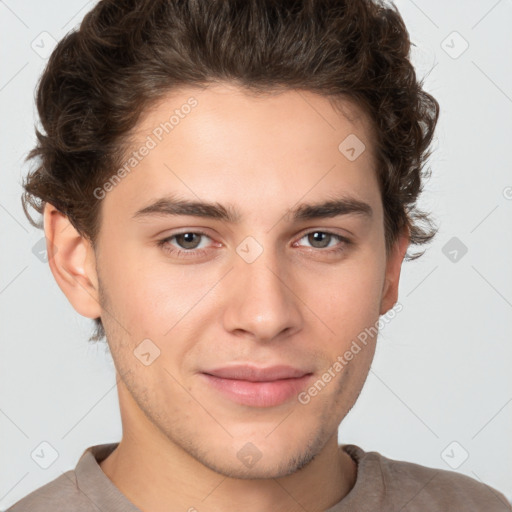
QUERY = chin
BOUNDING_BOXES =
[202,451,316,480]
[188,434,323,480]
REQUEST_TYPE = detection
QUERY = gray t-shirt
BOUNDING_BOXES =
[5,443,511,511]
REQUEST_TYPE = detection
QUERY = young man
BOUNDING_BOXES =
[9,0,511,510]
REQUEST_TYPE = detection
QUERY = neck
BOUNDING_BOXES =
[100,432,356,512]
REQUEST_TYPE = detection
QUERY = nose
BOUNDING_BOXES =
[221,246,303,342]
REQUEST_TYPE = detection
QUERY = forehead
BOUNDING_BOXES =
[133,83,374,148]
[103,83,381,223]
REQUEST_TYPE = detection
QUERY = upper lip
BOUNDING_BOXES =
[202,365,312,382]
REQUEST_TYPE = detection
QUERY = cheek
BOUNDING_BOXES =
[298,253,385,336]
[105,252,218,346]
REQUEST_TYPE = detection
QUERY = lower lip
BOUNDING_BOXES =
[200,373,313,407]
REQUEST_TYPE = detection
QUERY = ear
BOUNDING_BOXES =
[43,202,102,320]
[379,226,410,315]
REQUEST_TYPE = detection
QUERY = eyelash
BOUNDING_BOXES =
[156,230,352,259]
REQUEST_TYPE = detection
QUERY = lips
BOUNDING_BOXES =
[200,364,314,407]
[203,364,310,382]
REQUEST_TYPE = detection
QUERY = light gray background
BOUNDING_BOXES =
[1,0,511,509]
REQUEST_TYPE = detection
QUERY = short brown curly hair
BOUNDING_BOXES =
[22,0,440,342]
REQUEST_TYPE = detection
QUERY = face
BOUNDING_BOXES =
[57,83,406,479]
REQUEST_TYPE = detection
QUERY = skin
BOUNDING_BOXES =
[44,83,409,512]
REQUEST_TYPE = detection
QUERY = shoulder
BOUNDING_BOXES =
[5,470,95,512]
[382,455,511,511]
[344,444,512,511]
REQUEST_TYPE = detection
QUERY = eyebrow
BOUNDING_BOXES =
[132,194,373,223]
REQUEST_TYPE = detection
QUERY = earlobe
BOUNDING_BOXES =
[43,203,102,320]
[379,227,410,316]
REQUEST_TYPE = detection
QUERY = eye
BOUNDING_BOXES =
[156,231,215,258]
[294,230,351,253]
[169,232,207,250]
[156,229,352,260]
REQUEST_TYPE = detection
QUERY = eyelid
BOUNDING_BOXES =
[161,229,217,249]
[293,230,351,249]
[294,227,351,241]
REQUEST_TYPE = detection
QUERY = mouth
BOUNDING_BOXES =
[200,365,314,408]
